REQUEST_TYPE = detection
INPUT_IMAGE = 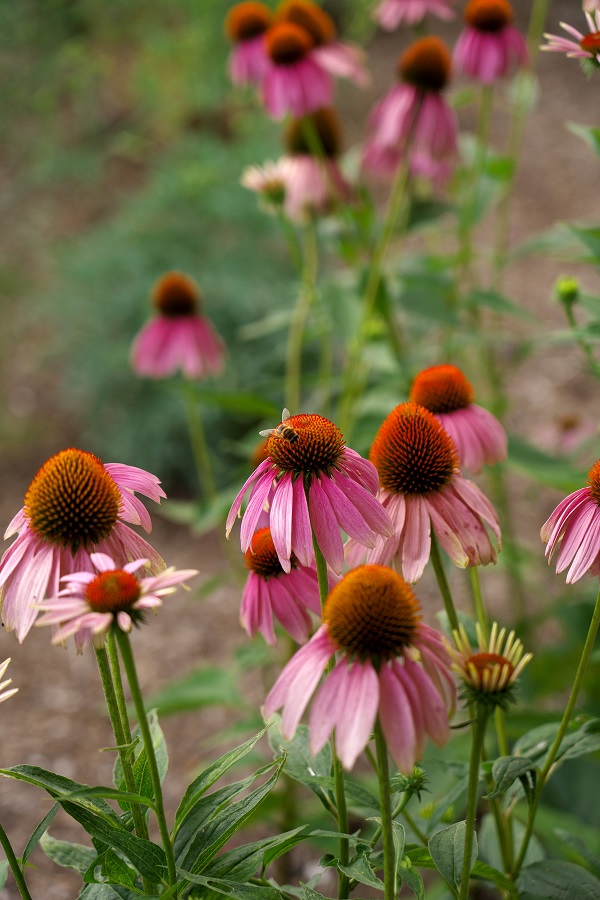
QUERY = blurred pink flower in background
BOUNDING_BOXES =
[225,1,273,87]
[363,36,458,184]
[453,0,528,83]
[35,553,197,652]
[261,21,333,119]
[131,271,225,381]
[264,565,455,771]
[409,364,507,474]
[227,411,393,575]
[241,526,323,644]
[374,0,455,31]
[0,449,165,642]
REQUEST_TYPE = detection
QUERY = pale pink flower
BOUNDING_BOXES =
[35,553,197,652]
[261,22,333,119]
[0,658,18,705]
[584,1,600,14]
[347,403,501,583]
[0,450,166,643]
[277,0,370,88]
[362,36,457,184]
[453,0,528,84]
[409,364,507,474]
[225,2,272,87]
[264,565,455,771]
[242,526,323,644]
[375,0,455,31]
[541,10,600,65]
[131,271,224,381]
[541,460,600,583]
[241,159,288,212]
[227,411,393,576]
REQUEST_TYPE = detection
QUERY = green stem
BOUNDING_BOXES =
[526,0,549,62]
[374,721,396,900]
[115,629,177,890]
[107,632,134,750]
[468,567,488,641]
[460,711,489,900]
[183,385,217,501]
[285,220,319,414]
[459,85,494,292]
[0,822,32,900]
[429,531,460,634]
[512,587,600,876]
[401,808,428,846]
[95,645,151,841]
[338,157,411,437]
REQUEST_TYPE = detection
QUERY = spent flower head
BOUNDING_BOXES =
[0,449,166,642]
[450,622,532,712]
[264,565,455,770]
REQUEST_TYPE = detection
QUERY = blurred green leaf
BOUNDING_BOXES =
[467,288,534,319]
[568,122,600,157]
[428,821,476,895]
[143,666,245,715]
[507,435,586,492]
[517,859,600,899]
[39,832,97,876]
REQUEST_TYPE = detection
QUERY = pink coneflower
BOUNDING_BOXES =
[450,621,532,711]
[242,526,322,644]
[35,553,197,652]
[131,272,225,381]
[264,565,455,771]
[541,10,600,68]
[347,403,501,583]
[241,159,288,213]
[584,0,600,14]
[226,411,393,575]
[261,21,333,119]
[453,0,528,84]
[0,658,18,705]
[409,364,507,474]
[281,107,351,219]
[541,460,600,583]
[0,449,166,642]
[225,2,273,87]
[374,0,455,31]
[277,0,370,88]
[362,36,458,184]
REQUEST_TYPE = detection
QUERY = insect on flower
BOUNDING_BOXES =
[259,408,300,444]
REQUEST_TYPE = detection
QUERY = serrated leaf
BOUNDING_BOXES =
[486,756,537,805]
[517,859,600,899]
[399,857,424,899]
[175,729,267,830]
[298,886,328,900]
[39,832,98,876]
[23,803,60,864]
[429,821,477,895]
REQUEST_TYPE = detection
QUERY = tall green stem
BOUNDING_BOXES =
[468,566,488,641]
[0,822,32,900]
[183,384,217,501]
[285,220,318,413]
[374,721,396,900]
[459,85,494,293]
[513,588,600,875]
[460,710,489,900]
[115,629,177,890]
[429,532,460,634]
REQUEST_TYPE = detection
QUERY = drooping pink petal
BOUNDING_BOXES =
[404,658,449,746]
[290,475,313,567]
[401,495,431,583]
[320,476,377,548]
[268,576,312,644]
[335,662,379,770]
[239,470,278,553]
[225,459,274,537]
[337,447,380,494]
[308,478,345,575]
[269,471,294,572]
[378,663,417,773]
[332,473,394,538]
[309,659,350,756]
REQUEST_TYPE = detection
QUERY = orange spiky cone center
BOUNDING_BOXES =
[324,565,421,661]
[398,36,452,91]
[265,22,314,65]
[464,0,512,32]
[266,413,345,473]
[277,0,336,47]
[409,365,474,413]
[581,32,600,55]
[587,459,600,506]
[225,2,272,42]
[153,271,200,318]
[86,570,141,614]
[244,527,289,577]
[24,449,121,552]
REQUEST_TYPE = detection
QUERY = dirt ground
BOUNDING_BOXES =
[2,2,600,897]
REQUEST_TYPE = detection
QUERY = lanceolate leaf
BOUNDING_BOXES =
[23,803,60,864]
[178,871,281,899]
[517,860,600,899]
[428,822,477,895]
[39,832,98,876]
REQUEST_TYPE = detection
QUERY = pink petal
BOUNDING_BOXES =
[378,663,417,773]
[401,495,431,583]
[269,472,294,573]
[335,661,379,770]
[291,476,313,567]
[309,660,350,756]
[308,478,344,575]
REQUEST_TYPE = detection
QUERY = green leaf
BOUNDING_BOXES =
[23,803,60,864]
[406,846,515,896]
[178,870,281,899]
[0,766,119,818]
[0,861,7,890]
[202,827,309,883]
[64,786,156,811]
[479,814,543,875]
[397,272,458,326]
[507,435,586,492]
[337,845,383,889]
[185,389,280,418]
[512,718,600,771]
[84,850,139,891]
[486,756,537,805]
[406,199,453,232]
[142,667,245,715]
[298,886,329,900]
[175,729,268,830]
[517,859,600,899]
[553,829,600,878]
[268,718,335,814]
[569,225,600,260]
[567,122,600,157]
[39,832,98,876]
[428,821,477,895]
[467,288,534,320]
[114,711,167,810]
[398,856,424,899]
[179,757,285,875]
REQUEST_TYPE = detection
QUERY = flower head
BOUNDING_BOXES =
[453,0,528,83]
[363,37,458,183]
[264,565,455,770]
[541,10,600,70]
[227,410,393,575]
[261,21,333,119]
[242,526,323,644]
[347,403,501,582]
[374,0,455,31]
[541,459,600,582]
[35,553,198,652]
[450,622,532,711]
[130,272,225,381]
[409,365,507,473]
[0,449,166,642]
[225,1,273,86]
[241,159,288,212]
[0,658,18,705]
